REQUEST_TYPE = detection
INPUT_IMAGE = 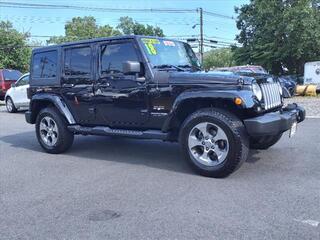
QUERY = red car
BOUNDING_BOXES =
[0,69,22,100]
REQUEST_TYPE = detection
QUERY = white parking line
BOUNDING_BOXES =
[294,219,320,227]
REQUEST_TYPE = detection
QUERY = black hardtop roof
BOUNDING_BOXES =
[32,35,177,53]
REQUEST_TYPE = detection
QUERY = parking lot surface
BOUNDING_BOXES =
[0,109,319,240]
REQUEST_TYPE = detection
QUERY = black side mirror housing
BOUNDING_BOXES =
[123,61,141,75]
[11,83,16,88]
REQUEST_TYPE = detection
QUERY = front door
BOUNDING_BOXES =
[14,75,29,106]
[94,40,149,127]
[60,44,96,124]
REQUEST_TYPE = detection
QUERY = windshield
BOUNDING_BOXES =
[3,69,22,81]
[139,38,200,70]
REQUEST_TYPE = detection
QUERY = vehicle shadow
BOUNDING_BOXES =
[0,131,262,175]
[246,150,261,163]
[0,131,193,175]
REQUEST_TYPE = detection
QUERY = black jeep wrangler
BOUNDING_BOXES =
[25,36,305,178]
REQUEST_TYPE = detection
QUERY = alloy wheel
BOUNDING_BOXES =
[6,98,13,112]
[39,116,59,146]
[188,122,229,166]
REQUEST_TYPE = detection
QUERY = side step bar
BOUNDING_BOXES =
[68,125,169,140]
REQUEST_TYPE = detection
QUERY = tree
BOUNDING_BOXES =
[0,21,31,72]
[48,16,165,45]
[233,0,320,75]
[117,17,165,37]
[48,16,121,44]
[203,48,236,70]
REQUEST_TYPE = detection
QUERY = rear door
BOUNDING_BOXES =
[60,44,96,124]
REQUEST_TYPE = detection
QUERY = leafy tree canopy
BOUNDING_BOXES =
[233,0,320,75]
[203,48,236,70]
[0,21,31,72]
[47,16,121,44]
[117,16,165,37]
[48,16,165,44]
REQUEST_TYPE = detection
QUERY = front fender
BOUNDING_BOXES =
[28,93,76,124]
[162,89,256,132]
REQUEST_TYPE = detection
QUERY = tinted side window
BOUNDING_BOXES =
[3,70,22,81]
[100,42,138,75]
[32,51,57,78]
[15,75,29,87]
[64,46,91,76]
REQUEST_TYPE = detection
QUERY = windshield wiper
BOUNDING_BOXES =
[177,64,202,71]
[153,64,185,71]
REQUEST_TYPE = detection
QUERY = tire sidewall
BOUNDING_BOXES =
[181,112,241,174]
[36,108,72,153]
[6,97,16,113]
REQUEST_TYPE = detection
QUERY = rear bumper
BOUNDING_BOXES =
[244,103,305,136]
[0,90,5,100]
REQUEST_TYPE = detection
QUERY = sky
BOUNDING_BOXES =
[0,0,249,49]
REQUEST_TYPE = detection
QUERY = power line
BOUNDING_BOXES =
[0,1,234,20]
[0,2,195,13]
[203,10,234,20]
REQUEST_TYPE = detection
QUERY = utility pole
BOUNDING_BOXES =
[199,7,204,64]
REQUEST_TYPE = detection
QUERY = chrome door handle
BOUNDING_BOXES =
[97,82,111,87]
[63,83,74,87]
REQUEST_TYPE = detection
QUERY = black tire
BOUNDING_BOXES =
[180,108,249,178]
[36,107,74,154]
[6,97,17,113]
[249,134,283,150]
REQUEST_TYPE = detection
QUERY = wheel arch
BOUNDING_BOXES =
[162,90,254,136]
[28,94,76,124]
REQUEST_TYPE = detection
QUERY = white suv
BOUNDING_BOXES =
[5,73,30,113]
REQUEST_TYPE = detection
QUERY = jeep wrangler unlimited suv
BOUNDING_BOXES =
[25,36,305,178]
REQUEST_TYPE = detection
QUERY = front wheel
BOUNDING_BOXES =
[6,97,17,113]
[180,108,249,178]
[36,107,74,154]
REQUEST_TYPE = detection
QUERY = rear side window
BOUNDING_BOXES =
[3,70,22,81]
[64,46,91,76]
[32,50,57,78]
[100,42,139,75]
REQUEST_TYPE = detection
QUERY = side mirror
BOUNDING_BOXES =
[123,61,141,75]
[11,83,16,88]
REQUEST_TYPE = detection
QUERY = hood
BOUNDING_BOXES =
[165,71,255,85]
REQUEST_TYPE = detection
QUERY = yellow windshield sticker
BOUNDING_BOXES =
[142,38,160,55]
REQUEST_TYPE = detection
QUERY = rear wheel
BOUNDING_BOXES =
[250,134,283,150]
[6,97,17,113]
[180,108,249,178]
[36,107,74,154]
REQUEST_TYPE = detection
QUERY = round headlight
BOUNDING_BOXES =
[252,83,263,101]
[277,82,283,95]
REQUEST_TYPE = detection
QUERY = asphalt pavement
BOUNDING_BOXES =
[0,108,319,240]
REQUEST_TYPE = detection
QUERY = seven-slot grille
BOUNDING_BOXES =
[260,83,282,110]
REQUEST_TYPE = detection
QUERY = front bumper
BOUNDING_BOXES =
[244,103,305,136]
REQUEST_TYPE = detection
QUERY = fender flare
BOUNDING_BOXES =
[161,89,255,132]
[29,93,76,124]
